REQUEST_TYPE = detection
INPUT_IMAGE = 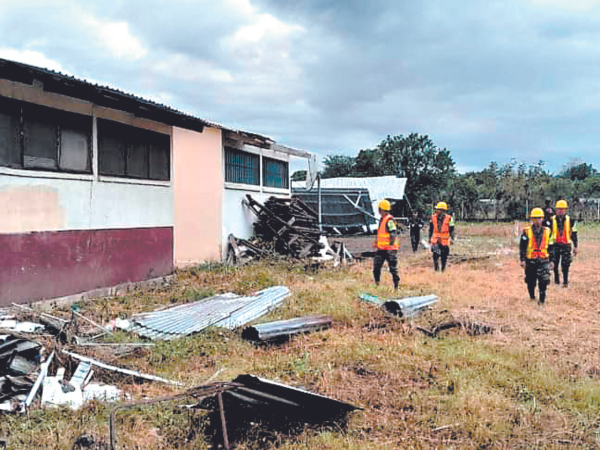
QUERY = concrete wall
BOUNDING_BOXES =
[0,173,172,233]
[0,81,174,304]
[173,126,223,266]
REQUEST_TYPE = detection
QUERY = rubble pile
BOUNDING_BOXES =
[0,294,357,449]
[243,194,322,258]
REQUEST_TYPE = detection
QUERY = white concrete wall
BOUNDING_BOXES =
[0,170,172,233]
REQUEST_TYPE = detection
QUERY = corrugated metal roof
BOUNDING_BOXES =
[129,286,289,340]
[0,57,275,144]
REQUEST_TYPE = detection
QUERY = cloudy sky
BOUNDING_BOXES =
[2,0,600,173]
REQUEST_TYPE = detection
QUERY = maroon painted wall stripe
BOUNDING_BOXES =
[0,227,173,306]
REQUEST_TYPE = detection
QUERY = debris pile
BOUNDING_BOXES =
[225,234,271,266]
[243,194,322,258]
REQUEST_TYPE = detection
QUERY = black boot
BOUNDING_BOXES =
[563,268,569,288]
[527,285,536,301]
[539,290,546,304]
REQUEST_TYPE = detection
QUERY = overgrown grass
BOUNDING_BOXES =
[4,223,600,449]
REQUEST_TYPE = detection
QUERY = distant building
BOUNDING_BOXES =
[0,58,310,304]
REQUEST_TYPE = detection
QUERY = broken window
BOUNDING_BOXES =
[0,96,91,173]
[263,156,289,189]
[225,147,260,186]
[98,118,170,181]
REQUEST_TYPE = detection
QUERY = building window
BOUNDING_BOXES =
[0,97,92,173]
[225,146,260,185]
[263,156,289,189]
[98,119,170,181]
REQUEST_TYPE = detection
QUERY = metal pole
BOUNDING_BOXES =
[317,173,322,232]
[217,392,230,450]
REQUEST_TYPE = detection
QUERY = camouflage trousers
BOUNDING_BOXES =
[374,250,400,289]
[524,258,550,302]
[432,244,450,271]
[551,244,572,285]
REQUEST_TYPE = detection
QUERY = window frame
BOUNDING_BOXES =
[97,118,171,182]
[262,155,289,189]
[0,97,93,175]
[224,146,260,186]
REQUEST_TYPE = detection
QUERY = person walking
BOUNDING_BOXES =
[520,207,553,306]
[542,198,556,229]
[373,200,400,289]
[408,210,423,252]
[429,202,455,271]
[550,199,578,287]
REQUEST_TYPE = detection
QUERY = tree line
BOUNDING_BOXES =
[292,133,600,221]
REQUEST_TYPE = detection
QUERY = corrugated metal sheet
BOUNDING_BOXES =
[129,287,289,340]
[292,188,375,229]
[241,315,333,341]
[382,294,438,318]
[293,176,407,212]
[200,374,359,426]
[359,293,438,318]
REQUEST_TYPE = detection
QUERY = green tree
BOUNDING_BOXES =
[376,133,455,210]
[560,162,597,181]
[354,149,379,176]
[321,155,355,179]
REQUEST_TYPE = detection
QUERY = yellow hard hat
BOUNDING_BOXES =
[530,207,544,218]
[378,199,391,211]
[556,199,568,209]
[435,201,448,210]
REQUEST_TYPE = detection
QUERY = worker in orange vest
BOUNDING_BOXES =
[373,199,400,289]
[520,207,554,305]
[549,199,578,287]
[429,202,455,271]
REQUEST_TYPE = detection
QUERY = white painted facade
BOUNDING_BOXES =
[220,144,293,258]
[0,168,172,234]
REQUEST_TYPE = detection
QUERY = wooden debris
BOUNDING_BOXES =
[225,234,270,266]
[243,195,323,258]
[417,318,504,337]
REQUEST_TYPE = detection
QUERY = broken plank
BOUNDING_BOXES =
[62,350,183,386]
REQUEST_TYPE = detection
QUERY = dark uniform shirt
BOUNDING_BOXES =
[520,225,551,261]
[408,217,423,236]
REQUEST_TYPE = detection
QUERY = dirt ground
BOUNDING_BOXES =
[330,229,424,256]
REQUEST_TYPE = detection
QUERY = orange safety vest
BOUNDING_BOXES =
[376,214,399,250]
[552,216,571,245]
[525,226,550,259]
[430,213,451,246]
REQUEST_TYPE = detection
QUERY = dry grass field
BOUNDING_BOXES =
[4,222,600,449]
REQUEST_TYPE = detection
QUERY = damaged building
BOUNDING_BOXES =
[0,58,311,305]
